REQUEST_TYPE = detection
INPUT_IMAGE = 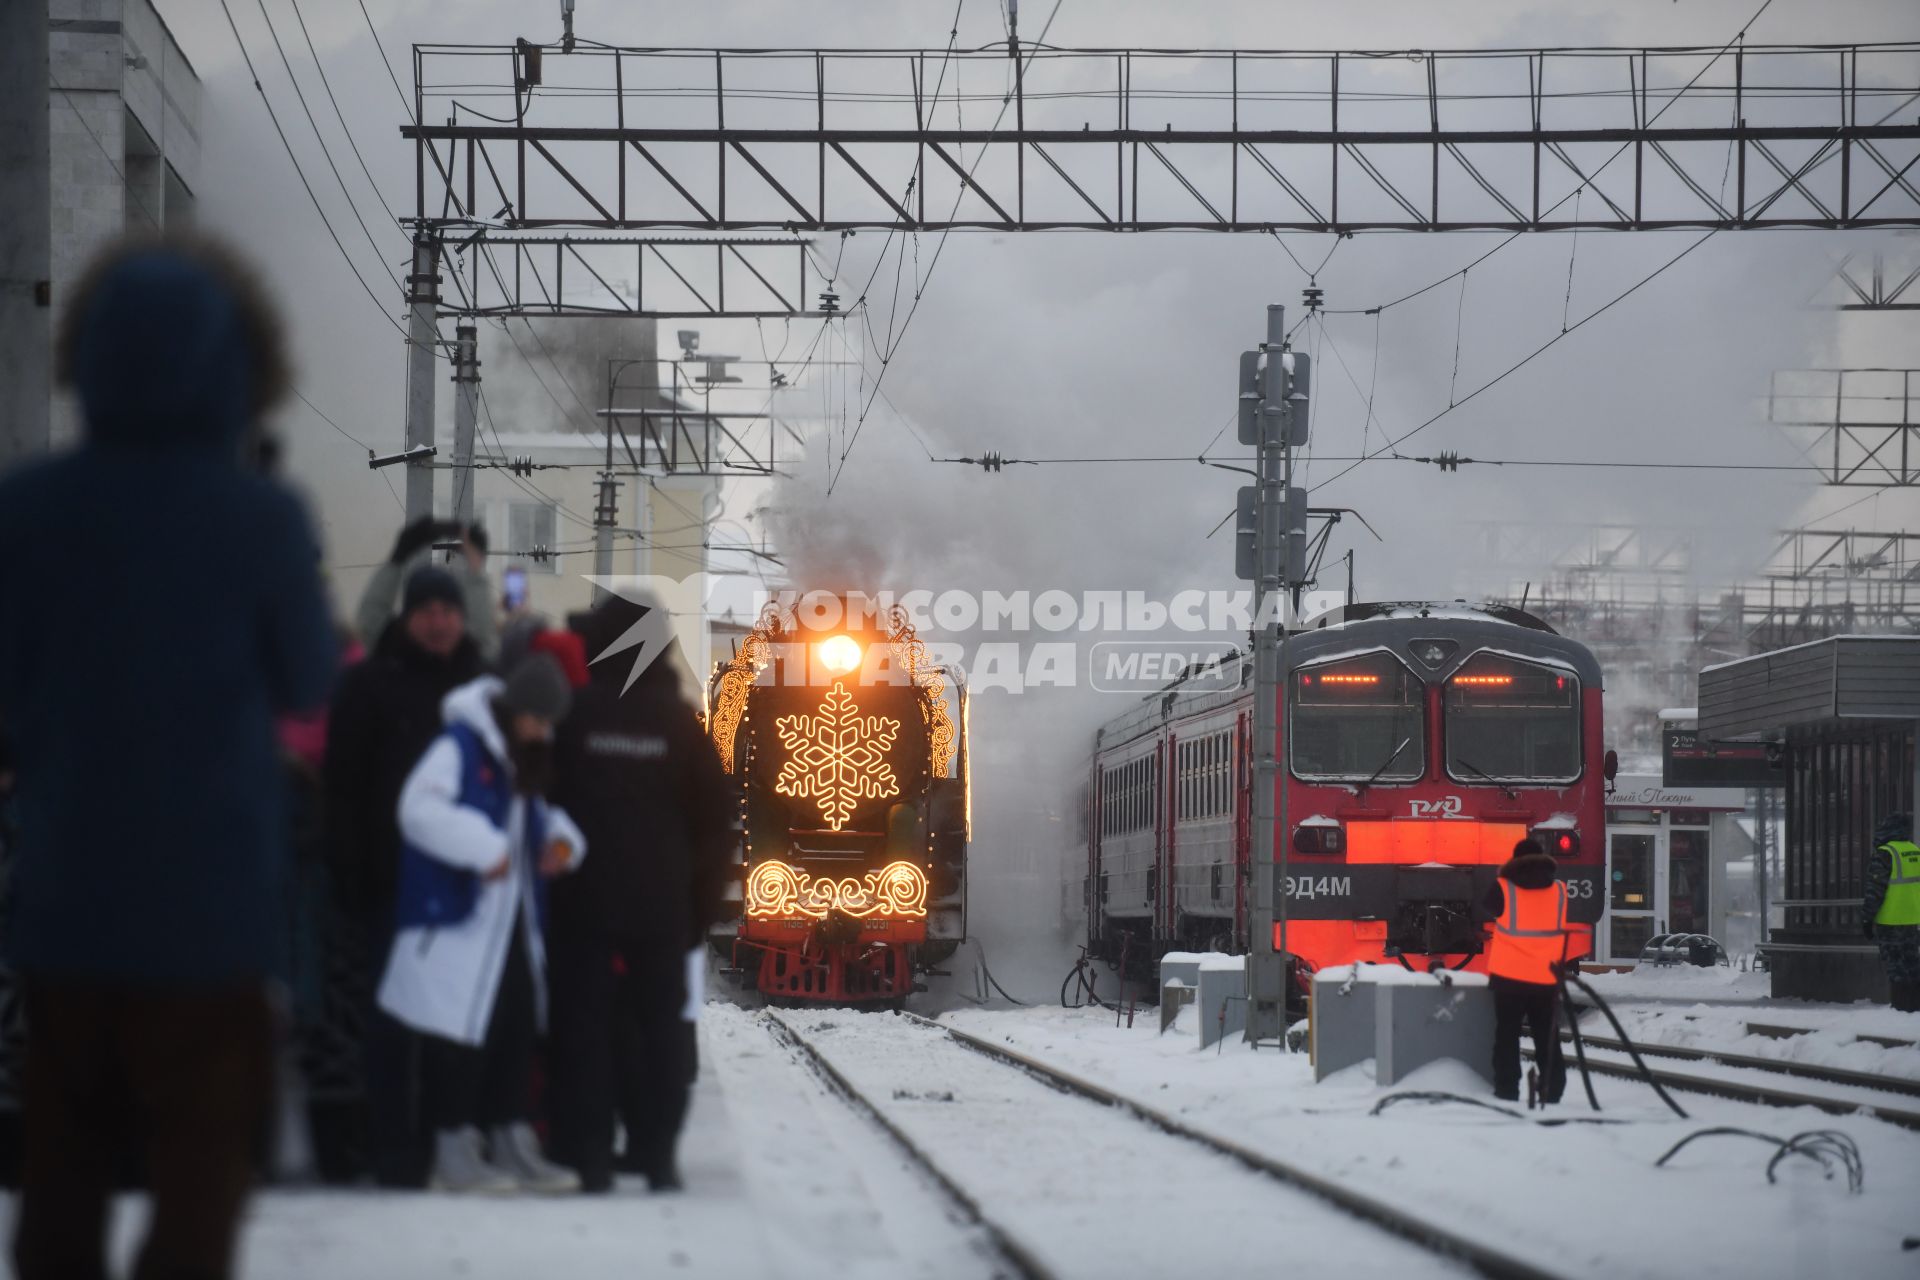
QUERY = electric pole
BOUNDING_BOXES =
[1241,304,1310,1046]
[450,322,479,529]
[404,234,441,524]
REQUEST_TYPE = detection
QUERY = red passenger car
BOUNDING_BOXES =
[1086,603,1603,985]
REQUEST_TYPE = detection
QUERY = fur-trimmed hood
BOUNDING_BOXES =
[1498,850,1560,890]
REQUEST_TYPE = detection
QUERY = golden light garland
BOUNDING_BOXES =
[773,682,901,831]
[889,609,955,777]
[745,859,929,920]
[707,601,956,781]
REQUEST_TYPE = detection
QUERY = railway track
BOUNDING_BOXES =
[1563,1032,1920,1100]
[1528,1040,1920,1130]
[768,1008,1563,1280]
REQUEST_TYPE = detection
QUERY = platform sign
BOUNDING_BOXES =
[1662,729,1783,789]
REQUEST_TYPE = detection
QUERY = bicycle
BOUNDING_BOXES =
[1060,943,1107,1010]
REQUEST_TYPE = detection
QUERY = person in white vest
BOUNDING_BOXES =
[378,653,587,1193]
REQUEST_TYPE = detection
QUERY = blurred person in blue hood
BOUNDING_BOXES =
[0,234,335,1280]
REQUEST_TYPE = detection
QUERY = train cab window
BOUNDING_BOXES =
[1289,652,1426,783]
[1444,653,1580,784]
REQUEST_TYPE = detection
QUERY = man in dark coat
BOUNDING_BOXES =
[0,236,336,1280]
[323,566,484,1184]
[548,595,733,1191]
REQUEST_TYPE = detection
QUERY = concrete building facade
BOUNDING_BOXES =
[45,0,202,448]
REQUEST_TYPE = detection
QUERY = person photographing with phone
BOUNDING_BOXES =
[378,653,587,1193]
[357,517,499,661]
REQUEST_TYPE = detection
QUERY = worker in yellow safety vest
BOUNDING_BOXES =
[1864,812,1920,1013]
[1481,838,1573,1103]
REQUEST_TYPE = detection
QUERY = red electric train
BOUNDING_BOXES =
[1085,602,1604,987]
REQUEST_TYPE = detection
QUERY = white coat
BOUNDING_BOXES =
[377,676,586,1047]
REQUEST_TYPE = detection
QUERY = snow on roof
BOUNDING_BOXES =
[1700,633,1920,674]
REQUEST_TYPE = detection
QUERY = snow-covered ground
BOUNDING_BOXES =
[79,1004,1001,1280]
[941,1001,1920,1280]
[33,983,1918,1279]
[775,1007,1473,1278]
[1578,965,1920,1081]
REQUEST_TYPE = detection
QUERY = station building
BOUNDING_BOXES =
[1597,773,1753,965]
[46,0,202,448]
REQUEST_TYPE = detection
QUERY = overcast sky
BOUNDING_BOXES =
[145,0,1920,932]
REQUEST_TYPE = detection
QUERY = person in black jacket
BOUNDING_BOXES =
[1479,841,1571,1104]
[322,566,485,1185]
[547,595,732,1192]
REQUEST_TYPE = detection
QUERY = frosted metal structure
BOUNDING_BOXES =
[401,41,1920,233]
[1768,367,1920,486]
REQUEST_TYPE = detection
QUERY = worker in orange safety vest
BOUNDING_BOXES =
[1481,838,1574,1103]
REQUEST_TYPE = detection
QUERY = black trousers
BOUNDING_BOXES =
[342,903,429,1188]
[420,921,538,1133]
[547,938,694,1186]
[1491,974,1565,1103]
[14,981,273,1280]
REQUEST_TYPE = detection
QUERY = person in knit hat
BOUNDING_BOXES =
[378,654,586,1193]
[323,563,485,1185]
[354,519,498,660]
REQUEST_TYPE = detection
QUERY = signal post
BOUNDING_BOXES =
[1240,305,1310,1046]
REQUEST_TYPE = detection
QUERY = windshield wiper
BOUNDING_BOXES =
[1358,736,1413,793]
[1454,756,1519,801]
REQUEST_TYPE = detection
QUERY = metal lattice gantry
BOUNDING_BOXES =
[403,41,1920,233]
[1476,521,1920,659]
[1830,248,1920,309]
[434,230,825,319]
[1767,367,1920,485]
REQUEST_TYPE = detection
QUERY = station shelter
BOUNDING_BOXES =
[1599,776,1749,964]
[1699,636,1920,1002]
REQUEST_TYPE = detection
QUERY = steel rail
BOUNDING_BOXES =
[1560,1031,1920,1100]
[1524,1044,1920,1130]
[762,1011,1056,1280]
[907,1012,1565,1280]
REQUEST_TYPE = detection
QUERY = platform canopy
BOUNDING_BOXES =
[1699,635,1920,740]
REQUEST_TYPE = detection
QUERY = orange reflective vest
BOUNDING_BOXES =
[1486,882,1571,984]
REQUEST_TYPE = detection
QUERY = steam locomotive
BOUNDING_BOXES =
[708,602,969,1004]
[1086,602,1604,986]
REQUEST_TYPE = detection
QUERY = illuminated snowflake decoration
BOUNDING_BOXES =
[773,681,901,831]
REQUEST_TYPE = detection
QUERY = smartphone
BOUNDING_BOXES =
[503,566,528,611]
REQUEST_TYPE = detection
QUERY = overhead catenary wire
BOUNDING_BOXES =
[51,62,403,512]
[936,448,1814,474]
[829,0,1065,493]
[217,0,414,346]
[286,0,406,237]
[1328,0,1774,320]
[1308,228,1721,496]
[252,0,403,297]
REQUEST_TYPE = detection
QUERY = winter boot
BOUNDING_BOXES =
[430,1127,517,1194]
[490,1122,582,1194]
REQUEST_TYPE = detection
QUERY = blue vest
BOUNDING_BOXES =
[394,722,549,930]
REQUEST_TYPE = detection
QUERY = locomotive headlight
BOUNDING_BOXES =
[817,634,863,676]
